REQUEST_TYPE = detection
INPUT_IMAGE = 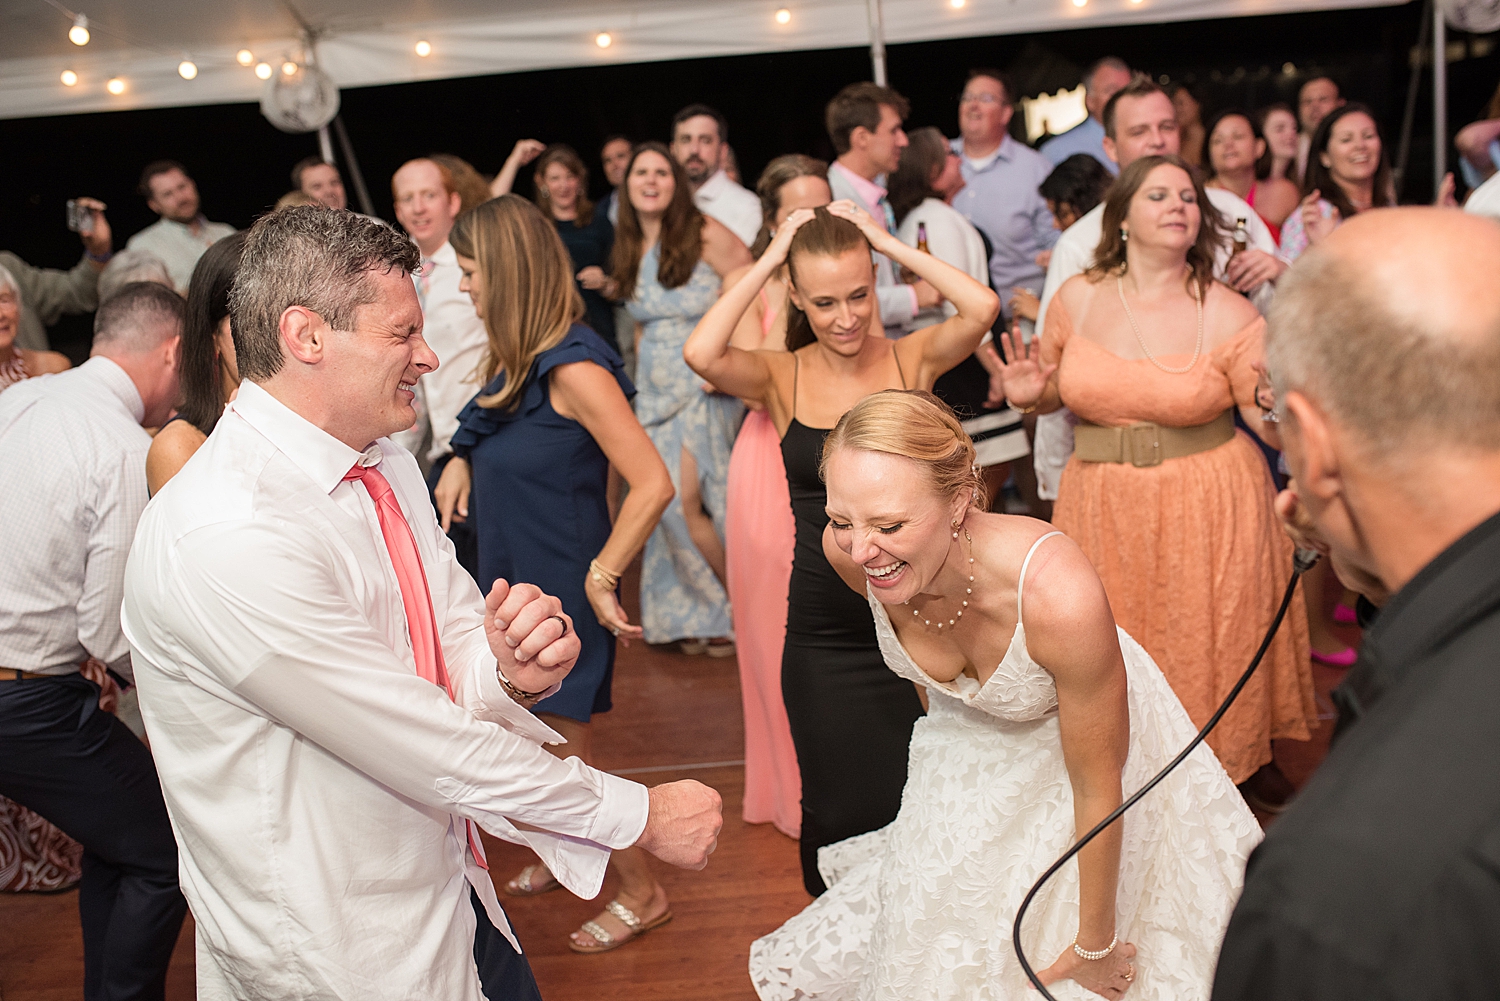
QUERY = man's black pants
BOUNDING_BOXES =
[0,674,187,1001]
[472,887,543,1000]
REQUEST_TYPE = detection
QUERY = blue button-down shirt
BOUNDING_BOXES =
[949,135,1060,306]
[1040,116,1118,176]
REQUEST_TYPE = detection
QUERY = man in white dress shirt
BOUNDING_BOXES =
[125,161,236,292]
[392,157,491,571]
[0,282,187,1001]
[825,82,942,338]
[670,104,763,249]
[1030,74,1290,501]
[120,207,720,1001]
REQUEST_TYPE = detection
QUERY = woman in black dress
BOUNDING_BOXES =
[684,202,999,893]
[528,144,622,353]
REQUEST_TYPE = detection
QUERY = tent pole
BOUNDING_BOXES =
[332,115,377,217]
[318,126,336,166]
[867,0,887,86]
[1433,2,1447,187]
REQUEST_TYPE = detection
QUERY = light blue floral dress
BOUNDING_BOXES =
[628,244,744,644]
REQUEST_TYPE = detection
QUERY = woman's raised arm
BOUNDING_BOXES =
[683,208,815,404]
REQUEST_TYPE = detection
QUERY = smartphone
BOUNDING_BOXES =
[66,199,95,234]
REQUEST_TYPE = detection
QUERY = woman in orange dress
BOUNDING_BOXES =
[997,154,1314,787]
[722,155,831,839]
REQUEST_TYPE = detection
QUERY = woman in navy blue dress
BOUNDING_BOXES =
[436,194,677,954]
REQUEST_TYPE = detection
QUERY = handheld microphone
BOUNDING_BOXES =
[1012,549,1322,998]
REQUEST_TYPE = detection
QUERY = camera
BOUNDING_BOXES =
[66,199,95,234]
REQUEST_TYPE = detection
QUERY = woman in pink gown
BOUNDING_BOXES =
[723,156,831,837]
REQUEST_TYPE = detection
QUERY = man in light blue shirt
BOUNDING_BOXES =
[947,69,1058,309]
[1041,56,1132,175]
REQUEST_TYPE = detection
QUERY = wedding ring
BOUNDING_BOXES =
[550,615,569,634]
[611,627,621,637]
[1123,963,1135,983]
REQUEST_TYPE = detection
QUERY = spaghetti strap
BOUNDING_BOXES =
[893,346,908,389]
[791,353,800,420]
[1016,531,1065,625]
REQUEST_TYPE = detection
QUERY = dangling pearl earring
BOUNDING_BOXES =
[1120,227,1129,243]
[951,520,961,540]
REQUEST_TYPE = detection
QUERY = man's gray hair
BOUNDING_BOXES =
[1268,248,1500,456]
[93,281,187,353]
[0,261,19,305]
[229,206,421,382]
[98,249,174,304]
[1084,56,1130,95]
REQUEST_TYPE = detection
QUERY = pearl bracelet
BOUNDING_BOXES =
[1072,934,1117,962]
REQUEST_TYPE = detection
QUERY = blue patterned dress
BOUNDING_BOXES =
[627,244,744,643]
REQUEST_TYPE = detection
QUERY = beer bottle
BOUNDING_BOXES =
[917,222,930,254]
[1232,217,1249,257]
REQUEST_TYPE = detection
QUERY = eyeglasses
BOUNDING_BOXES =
[960,92,1004,105]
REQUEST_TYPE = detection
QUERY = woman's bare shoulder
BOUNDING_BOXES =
[24,349,71,375]
[146,419,208,493]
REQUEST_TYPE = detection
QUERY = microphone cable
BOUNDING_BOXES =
[1012,547,1322,999]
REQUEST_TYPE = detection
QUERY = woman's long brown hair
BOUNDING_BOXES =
[750,154,828,257]
[784,207,872,350]
[449,194,584,412]
[1087,154,1225,295]
[532,144,594,227]
[610,142,703,301]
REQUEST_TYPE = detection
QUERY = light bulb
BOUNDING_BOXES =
[414,39,432,56]
[236,49,254,66]
[255,61,273,80]
[950,0,966,8]
[61,69,79,86]
[69,15,90,46]
[595,32,612,48]
[1072,0,1087,7]
[178,60,197,80]
[281,60,298,76]
[106,76,126,95]
[775,8,791,23]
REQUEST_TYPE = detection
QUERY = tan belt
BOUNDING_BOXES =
[0,668,53,681]
[1074,410,1235,468]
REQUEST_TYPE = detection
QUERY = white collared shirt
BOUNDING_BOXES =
[0,356,148,677]
[415,241,489,462]
[121,380,649,1000]
[693,169,763,248]
[125,215,237,291]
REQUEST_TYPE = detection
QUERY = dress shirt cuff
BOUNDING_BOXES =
[471,654,567,744]
[587,770,652,850]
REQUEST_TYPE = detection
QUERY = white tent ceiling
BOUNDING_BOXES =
[1,0,1405,122]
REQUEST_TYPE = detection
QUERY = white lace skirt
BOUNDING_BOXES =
[749,631,1262,1001]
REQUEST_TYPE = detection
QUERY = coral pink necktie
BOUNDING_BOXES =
[344,460,488,870]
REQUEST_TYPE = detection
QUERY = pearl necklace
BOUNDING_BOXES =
[1116,273,1204,375]
[905,527,975,630]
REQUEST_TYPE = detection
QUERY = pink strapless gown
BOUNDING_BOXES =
[725,408,800,838]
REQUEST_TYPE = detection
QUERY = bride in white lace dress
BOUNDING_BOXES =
[749,391,1261,1001]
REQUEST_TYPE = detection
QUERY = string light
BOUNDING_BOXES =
[255,61,273,80]
[106,76,125,95]
[414,39,432,56]
[69,14,90,46]
[775,8,791,23]
[281,60,298,76]
[950,0,967,8]
[595,32,613,48]
[178,60,197,80]
[60,69,78,86]
[1072,0,1088,7]
[236,49,254,66]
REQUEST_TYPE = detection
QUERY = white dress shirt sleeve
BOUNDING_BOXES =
[80,442,149,678]
[163,520,650,857]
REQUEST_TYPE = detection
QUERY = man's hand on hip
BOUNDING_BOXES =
[634,780,723,870]
[485,579,579,693]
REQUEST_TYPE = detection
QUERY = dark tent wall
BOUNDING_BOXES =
[3,0,1496,361]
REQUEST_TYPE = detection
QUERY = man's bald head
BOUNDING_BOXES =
[1268,207,1500,460]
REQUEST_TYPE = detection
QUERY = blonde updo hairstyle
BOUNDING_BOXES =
[820,390,988,511]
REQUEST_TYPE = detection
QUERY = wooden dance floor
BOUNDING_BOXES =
[0,567,1353,1001]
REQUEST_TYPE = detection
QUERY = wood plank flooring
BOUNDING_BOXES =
[0,564,1356,1000]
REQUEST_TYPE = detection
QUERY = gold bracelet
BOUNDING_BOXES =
[589,558,622,590]
[1011,401,1040,415]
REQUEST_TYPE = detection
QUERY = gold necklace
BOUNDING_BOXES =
[904,527,975,630]
[1116,273,1204,375]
